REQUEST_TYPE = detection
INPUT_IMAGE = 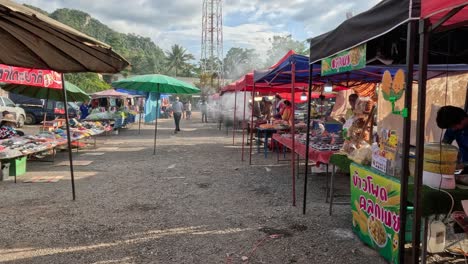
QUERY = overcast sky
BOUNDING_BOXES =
[19,0,380,60]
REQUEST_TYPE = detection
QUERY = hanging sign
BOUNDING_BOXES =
[0,64,62,89]
[350,163,401,264]
[381,69,408,117]
[321,44,366,76]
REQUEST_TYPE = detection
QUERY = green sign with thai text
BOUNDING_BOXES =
[350,163,401,264]
[321,44,366,76]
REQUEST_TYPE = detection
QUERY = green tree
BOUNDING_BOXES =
[165,44,195,77]
[223,47,259,79]
[264,35,309,67]
[65,73,111,93]
[49,8,166,76]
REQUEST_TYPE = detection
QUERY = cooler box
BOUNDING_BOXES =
[9,156,27,177]
[324,122,343,133]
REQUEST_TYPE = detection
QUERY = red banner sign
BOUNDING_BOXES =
[0,64,62,89]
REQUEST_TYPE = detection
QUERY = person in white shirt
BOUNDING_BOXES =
[186,101,192,119]
[172,97,183,133]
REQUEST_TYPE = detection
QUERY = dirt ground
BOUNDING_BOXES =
[0,112,422,263]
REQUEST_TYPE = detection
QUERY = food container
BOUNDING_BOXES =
[423,143,458,189]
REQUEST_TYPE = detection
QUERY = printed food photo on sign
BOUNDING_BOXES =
[381,71,392,99]
[391,69,405,95]
[349,46,362,66]
[368,218,387,247]
[350,164,401,264]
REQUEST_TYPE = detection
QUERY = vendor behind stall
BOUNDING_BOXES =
[0,114,23,139]
[281,100,293,126]
[341,93,358,122]
[436,106,468,169]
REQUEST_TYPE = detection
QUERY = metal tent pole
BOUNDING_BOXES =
[249,84,256,165]
[412,18,429,263]
[153,88,160,155]
[42,88,50,129]
[291,62,296,206]
[233,89,237,145]
[303,63,313,214]
[60,74,76,200]
[398,20,416,263]
[241,88,247,161]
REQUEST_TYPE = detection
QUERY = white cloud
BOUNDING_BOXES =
[19,0,381,61]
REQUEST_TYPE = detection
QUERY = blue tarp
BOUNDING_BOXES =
[144,92,160,123]
[254,53,310,86]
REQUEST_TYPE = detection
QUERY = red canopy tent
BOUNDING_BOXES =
[422,0,468,27]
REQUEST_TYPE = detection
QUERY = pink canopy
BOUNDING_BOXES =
[422,0,468,26]
[91,89,131,99]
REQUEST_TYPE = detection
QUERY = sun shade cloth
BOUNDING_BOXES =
[0,0,129,73]
[308,0,418,64]
[91,89,131,99]
[254,52,310,85]
[422,0,468,26]
[112,74,200,94]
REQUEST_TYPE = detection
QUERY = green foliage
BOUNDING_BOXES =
[64,73,110,93]
[264,35,309,67]
[49,8,167,76]
[165,44,195,77]
[223,47,259,79]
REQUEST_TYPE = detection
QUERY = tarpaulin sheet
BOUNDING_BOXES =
[422,0,468,26]
[308,0,418,64]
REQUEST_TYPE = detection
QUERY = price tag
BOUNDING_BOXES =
[372,155,387,173]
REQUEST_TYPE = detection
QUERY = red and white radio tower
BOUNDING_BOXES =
[201,0,223,90]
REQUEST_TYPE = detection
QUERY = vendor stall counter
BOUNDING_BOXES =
[350,162,468,264]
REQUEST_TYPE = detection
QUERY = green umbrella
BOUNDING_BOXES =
[112,74,200,154]
[2,81,90,102]
[112,74,200,94]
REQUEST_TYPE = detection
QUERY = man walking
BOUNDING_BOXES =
[172,97,183,133]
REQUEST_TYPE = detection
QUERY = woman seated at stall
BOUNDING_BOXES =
[0,113,23,139]
[281,100,293,126]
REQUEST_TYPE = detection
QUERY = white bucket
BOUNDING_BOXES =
[423,171,456,189]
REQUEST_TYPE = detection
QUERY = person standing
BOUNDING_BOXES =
[182,102,186,119]
[172,97,183,133]
[200,100,208,123]
[186,101,192,120]
[80,100,90,120]
[273,94,284,116]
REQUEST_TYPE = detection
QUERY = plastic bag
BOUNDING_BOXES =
[349,141,372,165]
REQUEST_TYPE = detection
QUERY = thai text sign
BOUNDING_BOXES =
[0,64,62,89]
[321,44,366,76]
[350,163,401,264]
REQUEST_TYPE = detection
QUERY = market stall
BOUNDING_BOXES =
[112,74,200,155]
[306,0,468,262]
[89,89,137,130]
[0,1,129,200]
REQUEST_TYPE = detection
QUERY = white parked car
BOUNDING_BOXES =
[0,96,26,127]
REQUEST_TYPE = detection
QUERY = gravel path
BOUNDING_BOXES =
[0,112,387,264]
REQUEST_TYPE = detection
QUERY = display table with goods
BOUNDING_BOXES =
[255,120,291,158]
[84,109,137,130]
[272,128,343,165]
[0,120,109,182]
